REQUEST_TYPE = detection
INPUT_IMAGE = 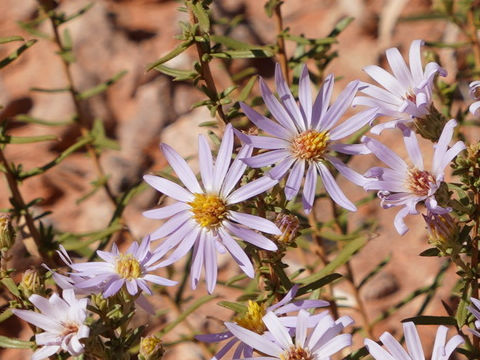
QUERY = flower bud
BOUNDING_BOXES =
[0,214,15,251]
[470,81,480,100]
[274,213,300,247]
[139,335,165,360]
[19,269,44,298]
[413,104,448,142]
[423,212,459,255]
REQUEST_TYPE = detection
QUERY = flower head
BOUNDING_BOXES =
[354,40,447,135]
[467,297,480,337]
[195,285,330,359]
[469,80,480,116]
[362,119,465,235]
[224,309,352,359]
[364,321,463,360]
[143,124,280,293]
[12,289,90,360]
[62,235,176,298]
[239,64,377,213]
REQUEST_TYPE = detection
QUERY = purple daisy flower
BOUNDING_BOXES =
[364,321,464,360]
[467,297,480,337]
[469,80,480,116]
[63,235,177,298]
[354,39,447,134]
[12,289,90,360]
[239,64,377,213]
[143,123,280,293]
[362,119,465,235]
[195,284,329,359]
[224,309,353,359]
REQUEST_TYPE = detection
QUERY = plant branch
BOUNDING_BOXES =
[273,2,289,84]
[0,148,42,258]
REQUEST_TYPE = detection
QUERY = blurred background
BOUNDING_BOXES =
[0,0,476,358]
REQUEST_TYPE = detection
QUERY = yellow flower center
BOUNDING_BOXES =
[290,130,329,161]
[140,335,164,358]
[280,346,314,360]
[115,254,142,280]
[234,300,267,334]
[188,193,227,229]
[406,167,436,196]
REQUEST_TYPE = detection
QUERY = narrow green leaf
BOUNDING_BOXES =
[419,248,440,257]
[0,308,13,323]
[19,136,93,179]
[77,70,127,100]
[198,121,218,127]
[60,222,123,250]
[90,119,120,151]
[328,17,354,37]
[456,284,470,328]
[0,134,57,144]
[299,236,367,285]
[296,273,342,296]
[0,39,37,69]
[17,16,50,39]
[425,41,469,49]
[402,315,457,326]
[1,277,20,297]
[283,33,336,46]
[211,35,258,50]
[146,40,193,71]
[399,12,448,21]
[61,2,95,24]
[191,2,210,32]
[15,114,74,127]
[238,75,258,102]
[0,335,34,349]
[157,295,217,336]
[0,36,24,44]
[30,87,70,93]
[358,254,391,289]
[211,48,274,59]
[152,65,197,81]
[218,301,247,314]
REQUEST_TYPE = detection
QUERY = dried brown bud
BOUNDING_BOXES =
[274,213,300,246]
[413,105,448,142]
[139,335,165,360]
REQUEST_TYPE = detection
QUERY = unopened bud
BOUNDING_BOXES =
[139,335,165,360]
[470,81,480,100]
[0,215,15,251]
[423,212,459,255]
[413,105,448,142]
[19,269,43,298]
[275,213,300,247]
[91,293,108,313]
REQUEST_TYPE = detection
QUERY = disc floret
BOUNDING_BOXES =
[188,193,227,229]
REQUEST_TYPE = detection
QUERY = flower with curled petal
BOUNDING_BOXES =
[143,124,280,293]
[467,297,480,337]
[239,64,377,213]
[195,285,329,359]
[354,39,447,134]
[469,80,480,116]
[364,321,464,360]
[63,235,177,298]
[224,309,353,359]
[12,289,90,360]
[362,119,465,235]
